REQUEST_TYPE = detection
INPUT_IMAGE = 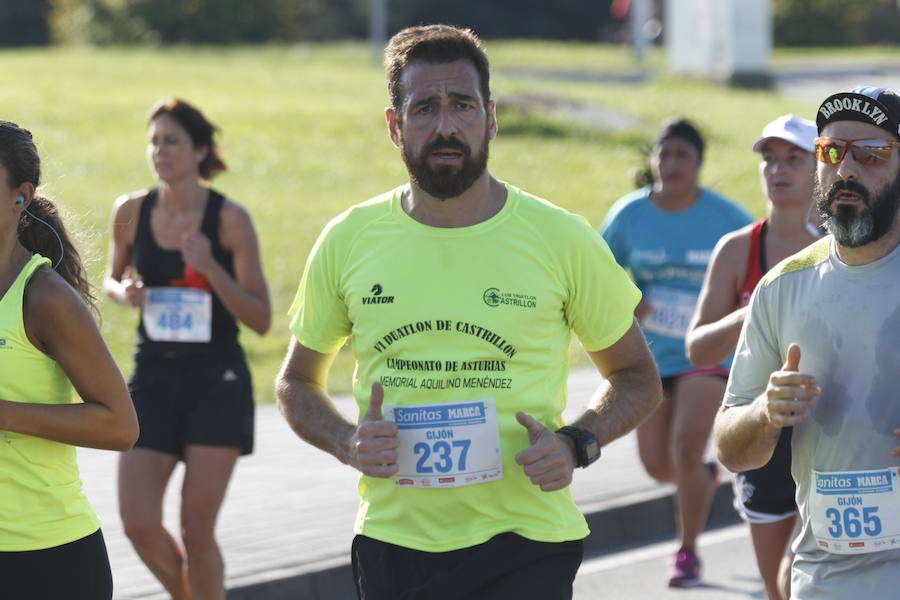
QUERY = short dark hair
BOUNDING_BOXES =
[633,118,706,188]
[652,118,705,163]
[148,98,227,180]
[384,24,491,112]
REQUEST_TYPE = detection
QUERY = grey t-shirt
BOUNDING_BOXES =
[726,236,900,599]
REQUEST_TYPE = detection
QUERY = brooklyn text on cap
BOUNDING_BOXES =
[752,114,817,153]
[816,86,900,137]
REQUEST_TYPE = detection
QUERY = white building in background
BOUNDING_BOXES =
[665,0,773,88]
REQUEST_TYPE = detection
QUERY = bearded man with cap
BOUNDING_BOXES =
[687,113,820,600]
[714,87,900,598]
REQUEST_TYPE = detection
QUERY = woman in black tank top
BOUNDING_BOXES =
[104,99,270,599]
[686,114,820,600]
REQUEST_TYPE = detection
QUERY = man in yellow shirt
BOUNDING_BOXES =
[276,24,661,600]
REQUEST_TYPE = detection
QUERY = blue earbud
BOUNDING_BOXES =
[17,196,65,270]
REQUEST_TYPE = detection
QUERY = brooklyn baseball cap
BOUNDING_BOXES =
[816,86,900,138]
[752,114,817,153]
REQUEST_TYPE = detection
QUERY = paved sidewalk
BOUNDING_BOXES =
[78,367,737,600]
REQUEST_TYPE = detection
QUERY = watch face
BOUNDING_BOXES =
[557,426,600,467]
[584,438,601,464]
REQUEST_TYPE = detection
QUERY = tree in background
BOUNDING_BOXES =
[45,0,612,45]
[385,0,614,40]
[774,0,900,46]
[5,0,897,46]
[0,1,52,46]
[48,0,368,44]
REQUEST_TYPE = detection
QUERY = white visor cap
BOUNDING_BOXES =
[752,114,817,153]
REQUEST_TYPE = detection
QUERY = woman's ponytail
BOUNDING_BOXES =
[1,120,96,311]
[17,195,96,311]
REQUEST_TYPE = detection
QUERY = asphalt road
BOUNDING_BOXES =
[574,524,764,599]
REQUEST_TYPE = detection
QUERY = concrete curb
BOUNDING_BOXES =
[583,482,738,557]
[226,483,739,600]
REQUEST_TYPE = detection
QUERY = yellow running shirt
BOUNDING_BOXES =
[0,254,100,551]
[289,184,640,551]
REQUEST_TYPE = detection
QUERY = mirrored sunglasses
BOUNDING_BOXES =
[814,137,900,166]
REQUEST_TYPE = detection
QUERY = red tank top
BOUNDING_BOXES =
[739,219,767,308]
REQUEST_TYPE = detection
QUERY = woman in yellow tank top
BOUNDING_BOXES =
[0,121,138,599]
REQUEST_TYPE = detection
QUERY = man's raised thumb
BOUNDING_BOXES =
[783,343,801,372]
[515,411,544,444]
[364,382,384,421]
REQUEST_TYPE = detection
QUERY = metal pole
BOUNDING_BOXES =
[630,0,650,61]
[371,0,387,66]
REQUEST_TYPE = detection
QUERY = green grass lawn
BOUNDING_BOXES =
[0,41,852,402]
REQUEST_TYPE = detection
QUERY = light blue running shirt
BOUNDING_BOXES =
[600,186,752,377]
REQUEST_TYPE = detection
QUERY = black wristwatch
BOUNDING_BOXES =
[555,426,601,468]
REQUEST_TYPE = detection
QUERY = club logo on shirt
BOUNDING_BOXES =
[633,249,668,263]
[0,338,9,350]
[483,288,501,307]
[686,250,712,265]
[363,283,394,305]
[482,287,537,309]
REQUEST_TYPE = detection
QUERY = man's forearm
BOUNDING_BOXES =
[573,364,662,447]
[713,399,781,472]
[275,374,356,464]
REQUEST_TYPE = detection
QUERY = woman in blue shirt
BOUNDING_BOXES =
[601,118,752,588]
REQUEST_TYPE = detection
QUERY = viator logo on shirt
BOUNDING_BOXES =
[362,283,394,305]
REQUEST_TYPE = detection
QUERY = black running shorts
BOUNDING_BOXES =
[129,353,254,458]
[0,529,113,600]
[352,532,583,600]
[732,426,797,522]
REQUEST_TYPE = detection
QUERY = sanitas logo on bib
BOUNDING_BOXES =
[0,338,10,349]
[482,287,536,309]
[363,283,394,305]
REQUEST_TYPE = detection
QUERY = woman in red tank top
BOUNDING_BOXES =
[686,114,821,600]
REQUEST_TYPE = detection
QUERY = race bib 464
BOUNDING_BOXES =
[143,287,212,343]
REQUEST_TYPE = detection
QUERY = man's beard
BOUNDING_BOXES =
[402,131,489,200]
[815,168,900,248]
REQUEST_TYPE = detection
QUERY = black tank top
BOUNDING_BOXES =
[133,188,241,360]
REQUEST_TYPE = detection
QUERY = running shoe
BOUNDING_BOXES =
[668,548,702,588]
